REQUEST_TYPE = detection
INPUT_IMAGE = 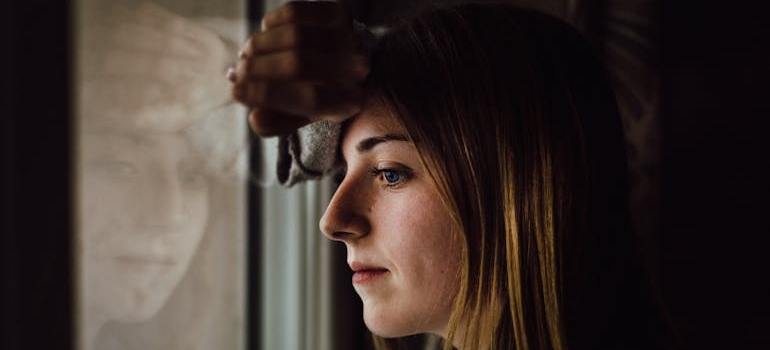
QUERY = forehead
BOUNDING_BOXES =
[342,102,406,148]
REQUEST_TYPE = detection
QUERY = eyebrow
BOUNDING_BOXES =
[356,133,410,153]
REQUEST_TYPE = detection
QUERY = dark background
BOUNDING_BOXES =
[3,0,74,349]
[658,1,766,348]
[3,0,767,349]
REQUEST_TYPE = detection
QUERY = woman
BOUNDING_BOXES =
[232,1,671,349]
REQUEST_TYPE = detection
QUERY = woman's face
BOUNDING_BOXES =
[320,103,463,338]
[80,129,210,323]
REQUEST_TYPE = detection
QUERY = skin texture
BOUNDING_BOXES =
[319,102,463,338]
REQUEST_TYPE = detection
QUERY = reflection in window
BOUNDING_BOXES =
[75,1,247,349]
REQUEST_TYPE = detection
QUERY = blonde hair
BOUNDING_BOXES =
[365,3,666,350]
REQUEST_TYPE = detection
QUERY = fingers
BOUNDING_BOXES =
[247,107,311,137]
[261,1,349,30]
[242,24,356,56]
[234,51,369,82]
[233,81,363,118]
[230,0,367,136]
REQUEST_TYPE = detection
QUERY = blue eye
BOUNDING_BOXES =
[382,170,400,184]
[369,166,411,187]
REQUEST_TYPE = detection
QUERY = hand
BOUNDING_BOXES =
[229,1,370,136]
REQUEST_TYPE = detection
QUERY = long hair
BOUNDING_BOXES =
[365,3,667,350]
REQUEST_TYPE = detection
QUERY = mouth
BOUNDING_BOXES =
[349,262,389,285]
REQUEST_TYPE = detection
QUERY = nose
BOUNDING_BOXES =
[319,173,371,242]
[141,171,188,231]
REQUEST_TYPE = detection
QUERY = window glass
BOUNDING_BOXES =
[74,1,248,349]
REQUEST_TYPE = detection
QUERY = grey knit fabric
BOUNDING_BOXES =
[276,120,342,187]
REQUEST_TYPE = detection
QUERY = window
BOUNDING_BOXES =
[74,1,249,349]
[3,1,367,349]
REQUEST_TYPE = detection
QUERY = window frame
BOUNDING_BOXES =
[2,0,74,349]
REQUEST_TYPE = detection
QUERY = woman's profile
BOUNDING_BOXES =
[231,1,673,349]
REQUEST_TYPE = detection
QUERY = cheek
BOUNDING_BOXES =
[390,194,461,276]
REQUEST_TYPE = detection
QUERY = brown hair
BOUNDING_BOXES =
[365,2,668,350]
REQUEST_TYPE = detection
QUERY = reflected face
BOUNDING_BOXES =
[319,104,463,338]
[80,129,210,322]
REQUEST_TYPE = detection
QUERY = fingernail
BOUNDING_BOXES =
[226,67,236,81]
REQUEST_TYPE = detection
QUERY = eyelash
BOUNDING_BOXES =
[368,166,412,188]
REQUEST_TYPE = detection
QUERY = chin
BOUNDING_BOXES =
[363,309,419,339]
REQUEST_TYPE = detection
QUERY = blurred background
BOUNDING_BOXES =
[2,0,767,349]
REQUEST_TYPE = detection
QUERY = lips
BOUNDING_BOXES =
[349,261,389,284]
